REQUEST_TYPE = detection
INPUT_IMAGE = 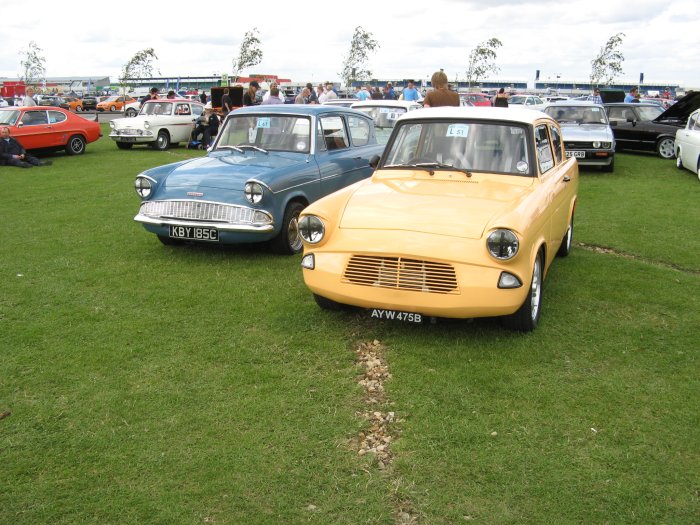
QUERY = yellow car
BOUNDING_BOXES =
[298,107,579,331]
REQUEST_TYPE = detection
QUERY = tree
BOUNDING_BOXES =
[590,33,625,86]
[465,38,502,88]
[120,48,160,89]
[339,26,380,88]
[19,41,46,88]
[233,28,263,81]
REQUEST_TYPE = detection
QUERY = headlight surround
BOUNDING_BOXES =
[592,141,601,148]
[109,121,115,129]
[244,182,264,204]
[134,176,153,198]
[143,121,150,129]
[602,141,611,149]
[298,215,325,244]
[487,229,519,260]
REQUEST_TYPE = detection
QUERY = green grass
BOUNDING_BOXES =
[1,132,698,524]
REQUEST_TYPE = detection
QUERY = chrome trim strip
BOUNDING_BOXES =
[134,214,274,232]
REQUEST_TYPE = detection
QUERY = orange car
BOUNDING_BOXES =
[59,97,84,112]
[96,96,137,112]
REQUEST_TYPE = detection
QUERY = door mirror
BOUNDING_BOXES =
[369,154,380,169]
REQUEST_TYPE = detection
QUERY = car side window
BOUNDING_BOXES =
[191,105,203,117]
[535,124,554,173]
[607,107,625,124]
[347,116,370,146]
[176,104,190,115]
[21,111,48,126]
[320,115,349,151]
[48,111,67,124]
[688,113,698,130]
[550,125,563,163]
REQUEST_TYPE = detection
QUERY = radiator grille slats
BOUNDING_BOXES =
[343,255,458,294]
[140,200,254,223]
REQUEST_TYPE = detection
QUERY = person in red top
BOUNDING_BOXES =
[423,71,460,108]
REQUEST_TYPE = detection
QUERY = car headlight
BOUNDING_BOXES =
[143,121,150,129]
[244,182,264,204]
[134,176,153,198]
[602,142,611,149]
[299,215,325,244]
[487,229,519,260]
[109,121,115,129]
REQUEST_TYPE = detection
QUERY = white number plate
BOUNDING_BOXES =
[169,226,219,242]
[566,150,586,158]
[370,309,423,324]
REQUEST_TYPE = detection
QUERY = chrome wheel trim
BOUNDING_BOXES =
[287,214,302,252]
[69,137,84,154]
[676,155,683,168]
[530,257,542,321]
[658,138,675,159]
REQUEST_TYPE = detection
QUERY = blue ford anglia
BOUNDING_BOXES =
[133,105,384,253]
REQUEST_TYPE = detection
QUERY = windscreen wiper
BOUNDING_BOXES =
[384,162,472,177]
[235,144,269,154]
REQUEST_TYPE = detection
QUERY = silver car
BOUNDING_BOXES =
[544,101,615,172]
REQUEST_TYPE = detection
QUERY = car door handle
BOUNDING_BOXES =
[563,176,571,182]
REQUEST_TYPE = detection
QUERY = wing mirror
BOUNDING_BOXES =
[369,155,380,169]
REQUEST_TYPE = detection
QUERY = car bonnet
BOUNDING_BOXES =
[339,171,534,240]
[654,92,700,125]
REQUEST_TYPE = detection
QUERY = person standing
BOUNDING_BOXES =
[590,88,603,104]
[0,126,49,167]
[221,88,234,114]
[199,91,207,104]
[493,87,509,107]
[370,87,383,100]
[354,85,369,101]
[423,71,460,108]
[401,80,420,101]
[243,81,260,106]
[624,87,638,103]
[260,86,285,105]
[141,87,159,106]
[22,87,37,106]
[295,87,310,104]
[383,82,396,100]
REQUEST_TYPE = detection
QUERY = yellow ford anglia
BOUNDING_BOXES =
[298,107,579,331]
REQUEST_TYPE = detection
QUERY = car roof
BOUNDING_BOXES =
[230,104,366,116]
[143,98,204,105]
[399,106,551,125]
[544,101,604,108]
[351,100,421,110]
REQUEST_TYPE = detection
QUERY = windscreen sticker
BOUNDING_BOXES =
[256,117,271,128]
[446,124,469,137]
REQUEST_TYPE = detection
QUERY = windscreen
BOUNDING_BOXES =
[216,114,311,153]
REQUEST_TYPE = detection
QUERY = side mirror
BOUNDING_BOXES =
[369,154,380,169]
[609,121,617,127]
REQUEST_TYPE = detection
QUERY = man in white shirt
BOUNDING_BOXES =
[22,87,37,106]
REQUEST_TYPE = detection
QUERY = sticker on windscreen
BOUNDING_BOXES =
[256,117,271,128]
[446,124,469,137]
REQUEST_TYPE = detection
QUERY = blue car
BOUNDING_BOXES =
[133,105,384,253]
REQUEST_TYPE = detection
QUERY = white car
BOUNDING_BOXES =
[350,99,422,143]
[675,108,700,180]
[109,99,204,150]
[508,95,546,111]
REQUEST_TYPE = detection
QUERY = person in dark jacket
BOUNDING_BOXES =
[493,87,509,107]
[0,126,49,167]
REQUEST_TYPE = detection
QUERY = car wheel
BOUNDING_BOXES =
[65,135,86,155]
[125,108,137,117]
[116,142,133,150]
[657,137,675,159]
[152,131,170,150]
[557,212,574,257]
[313,294,346,311]
[502,250,543,332]
[157,235,183,246]
[76,105,82,112]
[270,201,305,254]
[110,105,116,112]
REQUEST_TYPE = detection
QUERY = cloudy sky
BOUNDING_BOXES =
[2,0,699,88]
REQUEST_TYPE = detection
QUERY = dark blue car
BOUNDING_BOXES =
[133,105,384,253]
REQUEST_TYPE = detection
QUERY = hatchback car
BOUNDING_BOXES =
[544,101,615,171]
[298,107,579,332]
[109,99,205,150]
[132,105,385,253]
[508,95,546,111]
[675,108,700,180]
[0,106,102,155]
[350,99,422,143]
[97,95,137,112]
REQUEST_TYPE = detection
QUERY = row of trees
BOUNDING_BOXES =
[16,31,627,91]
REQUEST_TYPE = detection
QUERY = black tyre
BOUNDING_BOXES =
[313,294,346,311]
[76,105,83,112]
[557,212,574,257]
[657,137,675,159]
[270,201,305,254]
[116,142,133,150]
[502,250,543,332]
[125,108,137,117]
[65,135,86,155]
[676,154,683,170]
[152,131,170,150]
[110,105,117,112]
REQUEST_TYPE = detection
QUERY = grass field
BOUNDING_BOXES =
[1,127,698,524]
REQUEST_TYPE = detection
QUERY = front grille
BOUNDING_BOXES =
[343,255,459,294]
[564,141,593,149]
[117,129,144,136]
[140,200,257,224]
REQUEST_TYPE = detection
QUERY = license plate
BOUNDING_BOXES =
[169,225,219,242]
[121,137,136,143]
[369,308,423,324]
[566,150,586,158]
